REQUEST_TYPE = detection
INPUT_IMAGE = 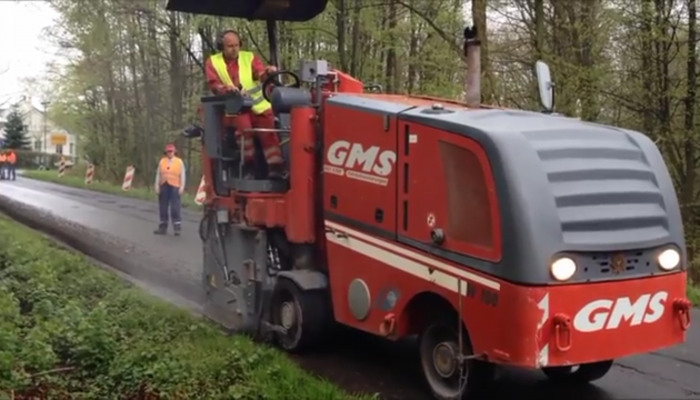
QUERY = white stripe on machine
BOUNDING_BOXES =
[324,220,500,291]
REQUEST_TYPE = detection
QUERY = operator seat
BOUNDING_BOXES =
[213,92,284,180]
[195,86,311,195]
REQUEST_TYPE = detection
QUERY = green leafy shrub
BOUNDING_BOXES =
[0,216,366,399]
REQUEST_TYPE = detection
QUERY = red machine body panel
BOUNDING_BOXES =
[324,217,688,368]
[321,94,690,369]
[396,122,501,262]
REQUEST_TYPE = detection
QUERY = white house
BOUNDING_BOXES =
[0,96,78,158]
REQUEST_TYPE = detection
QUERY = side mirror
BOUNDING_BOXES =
[182,124,203,139]
[534,60,554,113]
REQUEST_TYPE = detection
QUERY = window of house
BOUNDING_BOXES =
[56,144,63,154]
[34,140,41,151]
[69,143,74,155]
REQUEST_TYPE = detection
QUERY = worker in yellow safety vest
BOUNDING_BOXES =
[0,151,6,180]
[6,150,16,180]
[153,143,186,236]
[204,29,284,179]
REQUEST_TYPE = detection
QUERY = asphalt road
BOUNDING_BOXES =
[0,177,699,399]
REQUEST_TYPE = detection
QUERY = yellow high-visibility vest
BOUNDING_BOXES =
[210,51,271,115]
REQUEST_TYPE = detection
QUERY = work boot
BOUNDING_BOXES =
[267,164,287,180]
[153,224,167,235]
[173,224,181,236]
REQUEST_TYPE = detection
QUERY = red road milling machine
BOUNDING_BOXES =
[166,0,692,398]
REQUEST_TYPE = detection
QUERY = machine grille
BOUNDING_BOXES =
[523,128,669,247]
[572,248,664,280]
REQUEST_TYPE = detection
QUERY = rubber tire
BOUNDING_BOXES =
[270,278,330,353]
[542,359,613,383]
[418,320,495,400]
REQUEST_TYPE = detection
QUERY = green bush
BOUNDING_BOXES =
[0,215,367,399]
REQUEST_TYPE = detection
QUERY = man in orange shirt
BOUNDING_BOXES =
[153,144,186,236]
[204,30,284,179]
[6,150,16,180]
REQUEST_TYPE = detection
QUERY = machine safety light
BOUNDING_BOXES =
[550,257,576,281]
[657,248,680,271]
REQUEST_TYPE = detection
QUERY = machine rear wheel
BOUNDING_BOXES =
[542,359,613,383]
[270,278,329,352]
[418,321,494,399]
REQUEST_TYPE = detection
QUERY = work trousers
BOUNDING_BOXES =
[0,162,5,179]
[158,183,182,227]
[225,111,282,165]
[6,163,15,180]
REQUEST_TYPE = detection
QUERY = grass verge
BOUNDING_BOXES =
[0,215,369,399]
[21,169,199,209]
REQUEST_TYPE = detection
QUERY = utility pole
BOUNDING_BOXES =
[41,100,49,168]
[41,100,49,154]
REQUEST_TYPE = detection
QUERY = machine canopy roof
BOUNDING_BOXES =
[165,0,328,22]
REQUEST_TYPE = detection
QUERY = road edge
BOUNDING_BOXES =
[0,193,205,310]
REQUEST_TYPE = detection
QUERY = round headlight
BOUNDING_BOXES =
[658,249,680,271]
[551,257,576,281]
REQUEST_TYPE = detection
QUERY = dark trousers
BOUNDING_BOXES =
[158,184,182,227]
[0,163,4,179]
[7,164,15,180]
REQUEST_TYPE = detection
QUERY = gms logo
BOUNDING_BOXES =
[324,140,397,186]
[573,291,668,332]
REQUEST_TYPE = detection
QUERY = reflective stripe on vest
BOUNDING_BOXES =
[209,51,271,115]
[159,157,183,187]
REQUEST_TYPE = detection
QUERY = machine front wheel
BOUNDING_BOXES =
[418,321,495,399]
[541,359,613,383]
[270,278,330,352]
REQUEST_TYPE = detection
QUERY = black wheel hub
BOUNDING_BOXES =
[272,289,303,350]
[420,323,470,399]
[433,341,459,378]
[280,301,296,330]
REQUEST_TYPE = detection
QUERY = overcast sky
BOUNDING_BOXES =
[0,1,59,107]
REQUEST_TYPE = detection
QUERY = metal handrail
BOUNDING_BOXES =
[237,128,291,178]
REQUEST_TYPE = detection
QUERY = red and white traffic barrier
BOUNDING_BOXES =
[84,163,95,184]
[58,158,66,178]
[122,166,135,191]
[194,176,207,205]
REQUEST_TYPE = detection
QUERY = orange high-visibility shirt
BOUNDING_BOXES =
[0,154,6,162]
[7,152,16,164]
[157,156,184,188]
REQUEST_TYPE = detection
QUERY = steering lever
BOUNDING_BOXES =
[261,70,302,103]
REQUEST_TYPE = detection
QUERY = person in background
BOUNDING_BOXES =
[204,29,284,179]
[153,143,186,236]
[0,151,6,180]
[6,150,16,180]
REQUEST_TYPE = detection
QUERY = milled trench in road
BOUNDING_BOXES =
[1,177,699,399]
